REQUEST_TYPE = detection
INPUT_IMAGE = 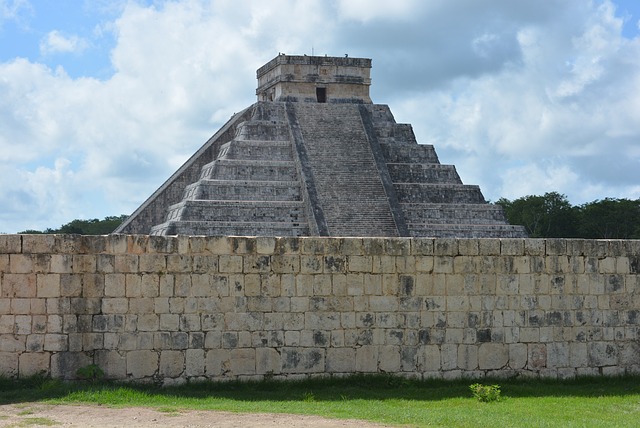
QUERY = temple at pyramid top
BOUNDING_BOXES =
[115,54,526,238]
[256,54,372,103]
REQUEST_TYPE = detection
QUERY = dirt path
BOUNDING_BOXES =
[0,403,395,427]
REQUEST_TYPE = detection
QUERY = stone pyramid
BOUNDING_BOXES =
[115,54,526,238]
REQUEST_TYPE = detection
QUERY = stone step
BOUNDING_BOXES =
[183,179,302,201]
[401,203,510,224]
[151,220,309,236]
[374,123,417,145]
[362,104,396,122]
[218,140,294,161]
[407,223,528,238]
[380,142,440,164]
[387,163,462,184]
[199,159,298,181]
[395,183,486,204]
[249,102,287,122]
[235,120,290,141]
[165,200,307,223]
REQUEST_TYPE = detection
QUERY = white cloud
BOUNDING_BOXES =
[336,0,422,22]
[391,0,640,204]
[0,0,30,24]
[40,30,89,55]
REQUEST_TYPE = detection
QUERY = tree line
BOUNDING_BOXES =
[20,215,128,235]
[496,192,640,239]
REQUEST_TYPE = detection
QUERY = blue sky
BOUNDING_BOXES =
[1,0,640,233]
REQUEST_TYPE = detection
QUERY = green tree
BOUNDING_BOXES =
[496,192,579,238]
[578,198,640,239]
[19,215,128,235]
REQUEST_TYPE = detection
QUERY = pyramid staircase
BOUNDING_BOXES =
[147,101,526,238]
[150,103,310,236]
[288,103,399,237]
[364,104,527,238]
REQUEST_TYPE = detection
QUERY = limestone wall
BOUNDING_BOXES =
[1,234,638,384]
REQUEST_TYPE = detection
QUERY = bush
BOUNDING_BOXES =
[469,383,502,402]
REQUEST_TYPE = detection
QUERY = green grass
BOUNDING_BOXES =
[1,374,639,427]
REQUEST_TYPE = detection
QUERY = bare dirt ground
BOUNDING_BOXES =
[0,403,395,427]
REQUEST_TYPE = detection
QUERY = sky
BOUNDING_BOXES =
[2,0,640,233]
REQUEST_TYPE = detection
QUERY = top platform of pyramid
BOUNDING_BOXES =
[256,54,372,104]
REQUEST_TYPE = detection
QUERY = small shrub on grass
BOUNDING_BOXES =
[470,383,502,402]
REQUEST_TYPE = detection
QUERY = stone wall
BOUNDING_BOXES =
[1,234,639,384]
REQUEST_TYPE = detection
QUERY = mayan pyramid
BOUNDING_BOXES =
[115,54,526,238]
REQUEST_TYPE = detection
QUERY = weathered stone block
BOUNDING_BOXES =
[183,349,205,377]
[2,274,35,298]
[347,256,372,273]
[138,254,166,273]
[457,344,478,370]
[372,256,396,274]
[588,342,618,367]
[35,274,60,298]
[127,350,158,378]
[501,239,525,256]
[324,348,355,373]
[354,346,376,372]
[14,314,31,334]
[0,235,21,254]
[256,347,280,374]
[345,273,364,296]
[331,274,347,296]
[396,256,416,273]
[324,256,346,273]
[456,239,479,256]
[527,343,547,369]
[478,343,508,370]
[307,276,329,297]
[129,297,154,314]
[437,343,456,371]
[0,351,18,377]
[71,255,96,274]
[18,352,50,377]
[136,314,159,332]
[94,349,126,379]
[30,299,46,315]
[281,347,324,373]
[253,237,275,255]
[139,274,159,297]
[369,296,398,312]
[508,343,527,369]
[479,239,500,256]
[218,255,243,273]
[433,256,453,274]
[81,274,104,298]
[230,348,256,375]
[96,254,115,274]
[433,239,457,256]
[43,334,67,352]
[547,342,570,368]
[51,351,91,379]
[159,350,184,377]
[417,345,439,371]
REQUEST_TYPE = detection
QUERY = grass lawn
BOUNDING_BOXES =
[1,374,639,427]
